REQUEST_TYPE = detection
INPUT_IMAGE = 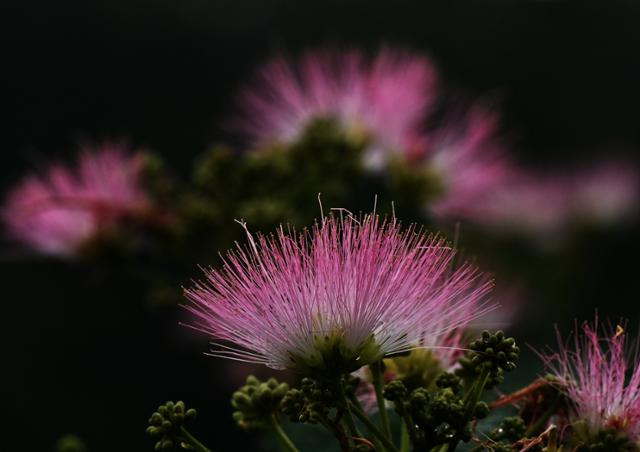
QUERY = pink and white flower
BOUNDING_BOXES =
[465,160,639,237]
[3,144,149,256]
[185,214,494,373]
[542,318,640,442]
[424,104,517,221]
[233,48,437,166]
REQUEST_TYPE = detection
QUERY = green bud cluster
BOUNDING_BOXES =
[469,331,520,372]
[231,375,289,430]
[457,331,520,390]
[146,401,197,451]
[436,372,463,394]
[576,427,636,452]
[281,377,339,424]
[489,416,526,444]
[384,375,489,449]
[383,379,409,402]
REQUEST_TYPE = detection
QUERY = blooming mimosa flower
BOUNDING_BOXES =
[542,319,640,444]
[464,160,638,239]
[425,105,516,221]
[571,160,639,224]
[233,48,437,167]
[185,214,494,375]
[3,144,149,256]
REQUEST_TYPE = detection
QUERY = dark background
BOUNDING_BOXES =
[3,1,640,451]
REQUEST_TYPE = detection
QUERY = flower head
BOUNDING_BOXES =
[233,48,437,166]
[425,104,516,220]
[185,214,494,375]
[542,318,640,443]
[571,160,639,224]
[462,159,639,238]
[3,144,149,256]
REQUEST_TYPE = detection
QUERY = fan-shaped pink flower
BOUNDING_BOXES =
[233,48,437,166]
[542,319,640,442]
[185,214,494,373]
[3,144,149,256]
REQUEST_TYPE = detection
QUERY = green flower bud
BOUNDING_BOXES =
[383,380,408,402]
[146,400,199,451]
[231,375,290,430]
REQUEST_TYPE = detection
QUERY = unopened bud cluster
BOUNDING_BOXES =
[457,330,520,389]
[231,376,289,429]
[146,401,197,451]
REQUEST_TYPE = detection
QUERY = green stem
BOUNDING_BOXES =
[400,423,410,452]
[370,361,392,441]
[179,426,212,452]
[448,368,490,452]
[431,445,449,452]
[269,415,300,452]
[349,394,384,451]
[338,378,361,441]
[463,368,490,420]
[397,405,419,448]
[316,413,350,452]
[348,400,400,452]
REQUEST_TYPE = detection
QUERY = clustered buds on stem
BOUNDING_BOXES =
[457,330,520,390]
[231,376,289,429]
[146,401,197,451]
[146,323,640,451]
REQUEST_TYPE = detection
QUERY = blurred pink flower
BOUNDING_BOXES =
[425,104,517,220]
[468,173,574,236]
[184,214,494,372]
[464,160,639,237]
[3,144,149,256]
[542,318,640,442]
[233,48,437,166]
[571,160,639,224]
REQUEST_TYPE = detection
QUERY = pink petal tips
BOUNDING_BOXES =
[232,48,437,166]
[3,143,149,256]
[542,318,640,442]
[184,214,494,374]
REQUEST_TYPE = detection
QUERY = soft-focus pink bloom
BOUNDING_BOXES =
[571,160,639,224]
[185,214,494,372]
[472,174,573,236]
[233,48,437,166]
[465,160,638,237]
[542,319,640,442]
[3,144,149,256]
[425,105,517,220]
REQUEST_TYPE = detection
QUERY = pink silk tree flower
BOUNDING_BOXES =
[426,104,517,220]
[232,48,437,167]
[467,173,575,239]
[3,144,150,257]
[542,319,640,443]
[184,214,494,374]
[571,160,639,225]
[465,160,638,239]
